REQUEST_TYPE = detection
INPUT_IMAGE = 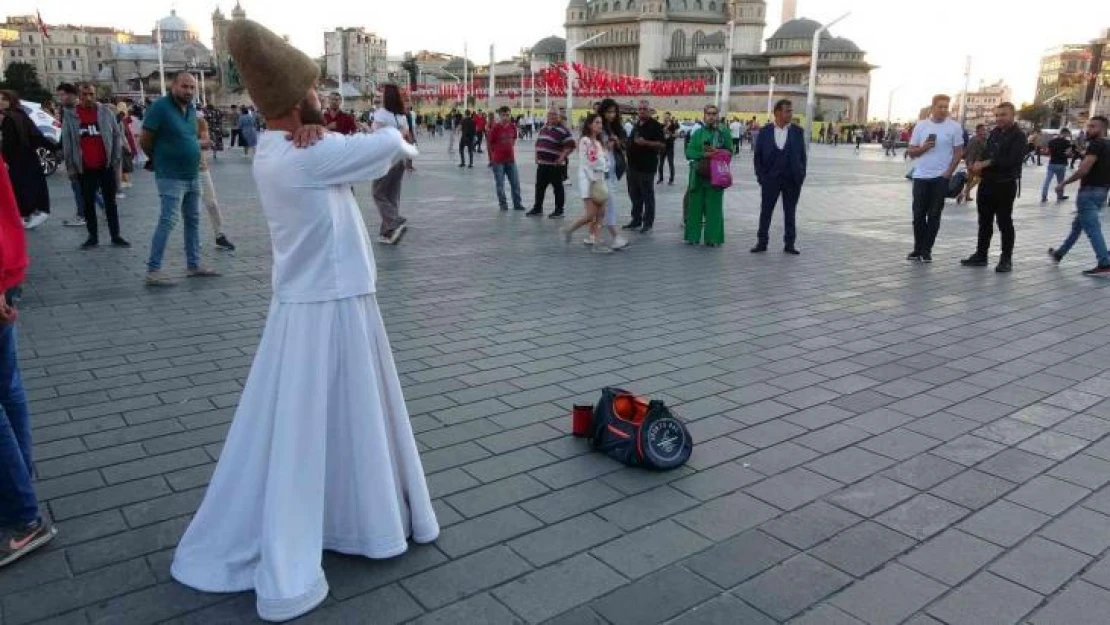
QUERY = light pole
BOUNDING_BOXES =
[886,84,903,132]
[766,76,776,121]
[719,20,735,116]
[959,56,971,127]
[441,68,463,106]
[804,11,850,145]
[703,58,721,110]
[567,31,606,123]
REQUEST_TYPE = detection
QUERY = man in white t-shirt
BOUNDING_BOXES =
[730,118,743,153]
[906,94,964,263]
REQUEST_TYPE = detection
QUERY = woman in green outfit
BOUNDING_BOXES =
[684,105,733,247]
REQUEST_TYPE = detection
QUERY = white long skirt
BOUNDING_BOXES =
[171,294,439,622]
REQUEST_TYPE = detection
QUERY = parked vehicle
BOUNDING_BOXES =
[677,120,701,138]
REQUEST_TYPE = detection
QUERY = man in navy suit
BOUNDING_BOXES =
[753,99,807,255]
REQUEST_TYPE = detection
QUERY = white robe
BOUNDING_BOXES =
[171,128,438,623]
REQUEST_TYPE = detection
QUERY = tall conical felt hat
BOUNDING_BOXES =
[227,19,319,118]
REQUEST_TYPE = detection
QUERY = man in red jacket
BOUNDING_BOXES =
[488,106,524,211]
[0,157,56,569]
[322,93,357,136]
[473,110,487,153]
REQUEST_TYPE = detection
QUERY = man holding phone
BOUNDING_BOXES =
[906,94,964,263]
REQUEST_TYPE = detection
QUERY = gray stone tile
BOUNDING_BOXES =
[805,447,896,484]
[401,546,533,610]
[491,554,626,624]
[408,593,523,625]
[927,572,1043,625]
[794,423,871,454]
[674,491,780,541]
[589,566,719,625]
[596,486,699,531]
[931,434,1006,466]
[745,467,843,511]
[1004,475,1091,515]
[434,505,544,559]
[1018,431,1090,460]
[990,536,1091,595]
[973,418,1043,446]
[1030,580,1110,625]
[883,454,965,490]
[825,475,918,517]
[903,412,979,441]
[1039,507,1110,556]
[444,474,549,518]
[669,594,777,625]
[844,408,914,435]
[830,563,948,625]
[600,465,697,496]
[959,500,1052,547]
[684,436,755,471]
[740,442,821,476]
[683,530,796,589]
[518,480,623,524]
[1049,454,1110,489]
[929,470,1016,510]
[859,428,941,461]
[670,461,766,501]
[900,529,1004,585]
[811,521,917,577]
[1055,414,1110,441]
[787,604,866,625]
[760,500,861,550]
[507,513,621,568]
[1083,556,1110,590]
[784,404,856,429]
[734,554,853,622]
[977,448,1058,483]
[876,494,969,540]
[1010,403,1075,427]
[591,520,712,579]
[731,420,808,449]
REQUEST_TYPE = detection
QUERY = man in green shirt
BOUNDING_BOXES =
[684,104,733,247]
[140,72,219,286]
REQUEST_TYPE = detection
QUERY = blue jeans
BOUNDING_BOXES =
[70,179,103,217]
[1042,164,1068,201]
[0,322,37,527]
[148,177,202,272]
[491,162,523,209]
[1056,187,1110,266]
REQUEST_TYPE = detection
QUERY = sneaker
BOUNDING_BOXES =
[80,239,98,250]
[0,517,58,568]
[145,271,175,286]
[906,252,922,261]
[27,212,48,229]
[640,226,653,234]
[215,235,236,251]
[187,267,222,278]
[1041,198,1048,204]
[458,163,465,168]
[115,192,126,199]
[1058,195,1070,202]
[784,247,801,255]
[525,209,543,217]
[750,245,768,253]
[389,224,408,244]
[921,253,933,264]
[592,245,613,254]
[21,217,31,230]
[996,258,1012,273]
[612,236,630,250]
[582,235,596,246]
[110,237,131,248]
[1082,265,1110,276]
[499,205,509,212]
[622,222,642,231]
[378,234,392,244]
[1048,248,1064,262]
[513,206,526,212]
[63,216,86,227]
[961,254,988,267]
[548,211,564,219]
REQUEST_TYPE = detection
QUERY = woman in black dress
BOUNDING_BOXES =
[0,90,50,229]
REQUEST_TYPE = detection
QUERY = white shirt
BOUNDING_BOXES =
[773,123,790,150]
[910,117,965,179]
[252,128,416,303]
[730,120,742,139]
[372,108,407,132]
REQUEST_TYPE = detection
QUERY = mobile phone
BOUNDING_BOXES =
[927,133,937,143]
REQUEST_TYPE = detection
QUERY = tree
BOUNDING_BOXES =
[0,62,51,102]
[1018,103,1050,126]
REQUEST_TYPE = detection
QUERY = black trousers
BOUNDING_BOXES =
[657,144,675,183]
[534,164,565,212]
[976,180,1017,257]
[627,169,656,227]
[459,136,474,166]
[474,133,484,152]
[758,178,802,246]
[911,177,948,255]
[78,167,121,242]
[229,129,240,147]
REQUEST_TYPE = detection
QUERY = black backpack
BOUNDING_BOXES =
[591,387,693,471]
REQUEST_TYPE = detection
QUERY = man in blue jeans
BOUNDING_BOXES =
[140,71,219,286]
[1050,116,1110,276]
[1042,128,1073,203]
[487,106,525,211]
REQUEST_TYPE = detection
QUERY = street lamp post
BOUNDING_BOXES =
[719,20,735,116]
[766,76,776,121]
[804,11,850,146]
[567,31,606,123]
[886,84,903,132]
[703,59,721,110]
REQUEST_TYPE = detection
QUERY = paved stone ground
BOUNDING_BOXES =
[5,134,1110,625]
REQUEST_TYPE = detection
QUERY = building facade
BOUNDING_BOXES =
[954,80,1013,128]
[324,27,388,96]
[2,15,124,90]
[1034,28,1110,122]
[563,0,874,122]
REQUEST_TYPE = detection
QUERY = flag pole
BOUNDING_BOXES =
[36,11,50,91]
[156,22,166,96]
[488,44,495,111]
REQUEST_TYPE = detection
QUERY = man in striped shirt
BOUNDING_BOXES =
[527,109,576,219]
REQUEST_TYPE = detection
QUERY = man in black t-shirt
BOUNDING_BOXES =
[1050,116,1110,275]
[657,113,680,185]
[623,100,666,233]
[458,110,476,168]
[1042,129,1072,203]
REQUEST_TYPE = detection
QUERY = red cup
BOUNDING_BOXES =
[572,405,594,437]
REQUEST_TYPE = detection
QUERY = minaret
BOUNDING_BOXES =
[781,0,797,24]
[638,0,666,78]
[231,1,247,20]
[731,0,766,56]
[565,0,587,74]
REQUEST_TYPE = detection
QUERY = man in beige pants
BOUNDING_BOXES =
[197,115,236,251]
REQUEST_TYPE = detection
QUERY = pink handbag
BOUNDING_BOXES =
[708,150,733,190]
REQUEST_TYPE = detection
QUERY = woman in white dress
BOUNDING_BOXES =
[561,113,610,253]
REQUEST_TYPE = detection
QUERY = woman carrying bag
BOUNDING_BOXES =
[561,113,611,254]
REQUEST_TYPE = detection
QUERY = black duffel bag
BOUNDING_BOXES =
[591,387,693,471]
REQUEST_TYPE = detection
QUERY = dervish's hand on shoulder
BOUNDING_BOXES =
[286,124,328,149]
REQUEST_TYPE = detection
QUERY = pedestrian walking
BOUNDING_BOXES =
[371,83,411,244]
[964,102,1027,273]
[904,94,964,263]
[229,105,241,147]
[658,113,679,185]
[527,108,576,219]
[561,112,611,253]
[685,104,733,247]
[61,83,129,249]
[458,110,475,168]
[172,22,437,623]
[473,110,486,153]
[141,72,219,285]
[197,115,236,251]
[1049,116,1110,275]
[1042,129,1072,203]
[0,91,50,229]
[597,99,629,248]
[752,99,806,254]
[238,106,258,157]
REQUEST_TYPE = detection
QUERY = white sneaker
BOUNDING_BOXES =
[582,235,596,246]
[22,217,31,230]
[612,236,629,250]
[115,192,126,199]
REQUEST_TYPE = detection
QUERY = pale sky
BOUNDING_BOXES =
[10,0,1109,120]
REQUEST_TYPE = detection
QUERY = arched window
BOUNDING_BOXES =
[602,2,609,11]
[671,30,686,57]
[695,0,703,9]
[693,30,705,50]
[628,0,636,10]
[709,1,716,10]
